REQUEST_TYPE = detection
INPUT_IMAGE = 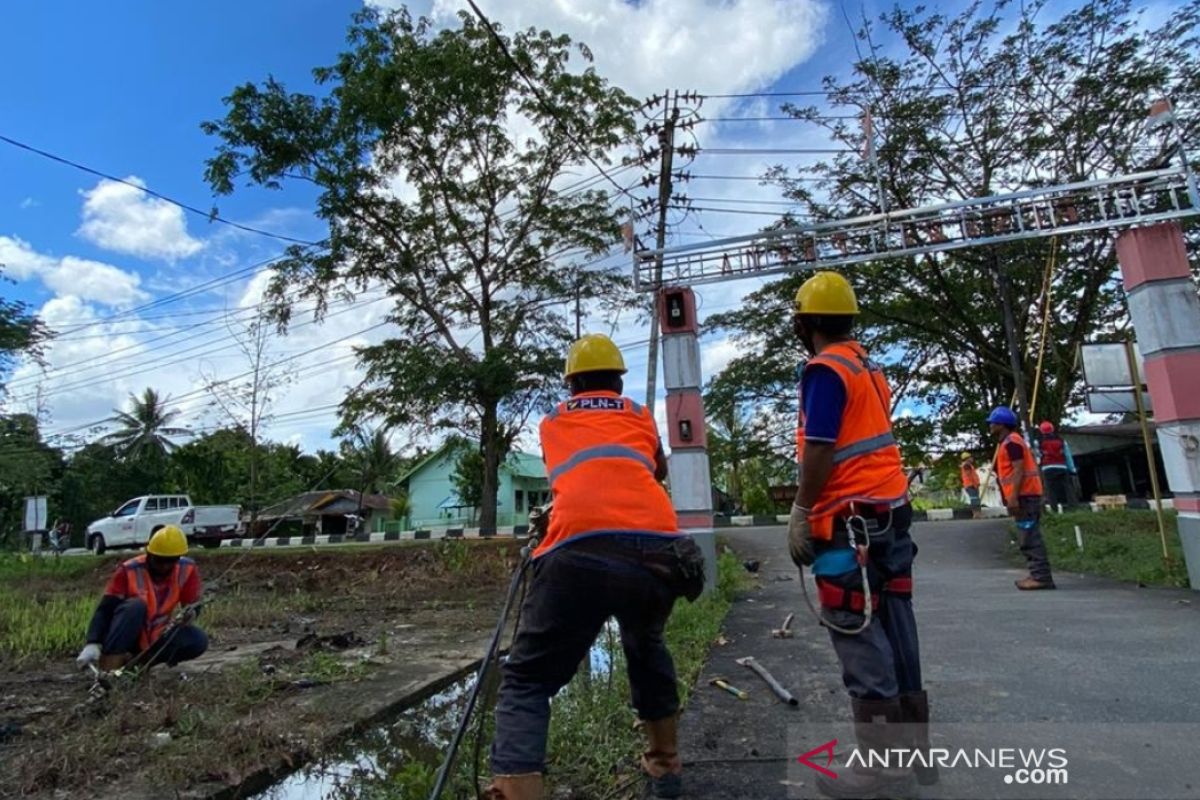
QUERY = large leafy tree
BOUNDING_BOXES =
[0,272,47,396]
[104,388,189,468]
[711,0,1200,450]
[202,8,637,531]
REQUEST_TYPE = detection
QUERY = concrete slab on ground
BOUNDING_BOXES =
[683,521,1200,799]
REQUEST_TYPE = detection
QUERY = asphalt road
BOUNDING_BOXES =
[678,521,1200,799]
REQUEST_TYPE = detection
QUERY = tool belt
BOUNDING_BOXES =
[564,534,706,602]
[815,574,912,612]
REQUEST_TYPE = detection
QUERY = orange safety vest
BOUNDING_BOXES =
[537,391,679,557]
[122,554,196,650]
[804,341,909,539]
[796,368,806,465]
[961,463,980,489]
[796,411,807,465]
[995,432,1043,502]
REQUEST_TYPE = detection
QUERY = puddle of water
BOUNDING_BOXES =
[255,620,627,799]
[253,676,474,800]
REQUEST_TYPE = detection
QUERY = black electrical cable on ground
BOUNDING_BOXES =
[429,541,536,800]
[470,564,531,798]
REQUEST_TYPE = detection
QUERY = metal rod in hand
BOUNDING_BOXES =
[736,656,798,706]
[428,540,534,800]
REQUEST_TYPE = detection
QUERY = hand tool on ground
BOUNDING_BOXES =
[771,613,794,639]
[709,677,749,700]
[735,656,798,706]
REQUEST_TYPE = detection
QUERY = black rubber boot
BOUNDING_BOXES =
[900,690,938,786]
[815,697,915,799]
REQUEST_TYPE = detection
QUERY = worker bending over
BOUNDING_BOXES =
[989,408,1056,590]
[961,452,982,519]
[786,272,935,798]
[76,526,207,673]
[486,334,704,800]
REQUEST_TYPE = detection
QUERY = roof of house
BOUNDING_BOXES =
[399,442,546,483]
[258,490,394,520]
[1061,423,1157,458]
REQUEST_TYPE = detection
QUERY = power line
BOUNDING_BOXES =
[0,133,322,247]
[47,247,326,336]
[463,0,638,201]
[10,293,392,402]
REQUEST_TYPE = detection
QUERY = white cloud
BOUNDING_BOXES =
[0,235,148,307]
[77,176,204,262]
[19,197,39,210]
[404,0,827,107]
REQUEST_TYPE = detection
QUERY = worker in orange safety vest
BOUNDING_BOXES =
[960,452,982,519]
[485,333,705,800]
[988,407,1055,590]
[76,525,207,673]
[785,272,935,798]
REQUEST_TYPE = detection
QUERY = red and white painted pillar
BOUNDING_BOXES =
[659,287,717,592]
[1116,222,1200,588]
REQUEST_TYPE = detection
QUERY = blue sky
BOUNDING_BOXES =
[0,0,904,452]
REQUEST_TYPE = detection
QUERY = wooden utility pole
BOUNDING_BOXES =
[1125,337,1170,561]
[645,90,678,414]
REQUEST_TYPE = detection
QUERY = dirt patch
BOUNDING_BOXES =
[0,539,520,799]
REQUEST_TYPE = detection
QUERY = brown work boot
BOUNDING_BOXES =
[1015,576,1056,590]
[481,773,543,800]
[899,690,938,786]
[640,715,683,798]
[98,653,131,673]
[815,697,915,799]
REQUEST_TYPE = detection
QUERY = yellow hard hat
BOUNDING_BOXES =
[565,333,627,377]
[147,525,188,557]
[960,451,972,461]
[794,271,860,315]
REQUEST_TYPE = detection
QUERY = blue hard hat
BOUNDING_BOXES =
[986,406,1019,427]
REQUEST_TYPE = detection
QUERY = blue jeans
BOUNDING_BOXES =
[814,505,923,700]
[490,535,680,775]
[103,598,209,667]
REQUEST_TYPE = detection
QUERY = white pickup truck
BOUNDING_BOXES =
[85,495,241,555]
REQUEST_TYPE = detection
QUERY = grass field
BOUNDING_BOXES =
[1037,509,1190,588]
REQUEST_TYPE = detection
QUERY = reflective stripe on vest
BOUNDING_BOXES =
[803,341,909,538]
[996,432,1043,500]
[548,444,656,487]
[537,391,678,557]
[832,431,897,465]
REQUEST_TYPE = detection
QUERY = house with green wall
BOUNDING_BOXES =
[396,443,549,530]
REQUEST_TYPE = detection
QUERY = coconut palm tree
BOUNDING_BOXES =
[105,388,189,461]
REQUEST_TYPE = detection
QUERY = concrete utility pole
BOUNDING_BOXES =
[644,90,678,414]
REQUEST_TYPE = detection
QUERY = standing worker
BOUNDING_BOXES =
[486,334,704,800]
[786,272,935,798]
[960,453,982,519]
[75,526,207,673]
[988,408,1056,590]
[1037,421,1076,508]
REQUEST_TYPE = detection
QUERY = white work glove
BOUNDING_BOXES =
[787,504,814,567]
[76,643,101,669]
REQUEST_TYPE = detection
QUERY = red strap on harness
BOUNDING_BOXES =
[817,578,871,612]
[883,576,913,595]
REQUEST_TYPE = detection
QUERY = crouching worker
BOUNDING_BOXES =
[75,525,207,673]
[486,334,705,800]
